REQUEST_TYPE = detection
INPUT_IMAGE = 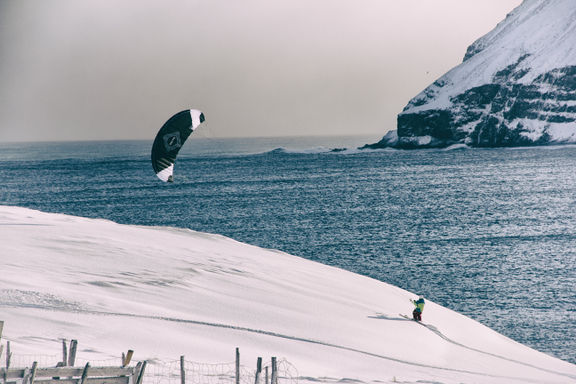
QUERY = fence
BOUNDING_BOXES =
[1,363,146,384]
[0,322,146,384]
[0,322,298,384]
[142,353,298,384]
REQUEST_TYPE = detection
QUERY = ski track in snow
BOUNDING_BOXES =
[376,313,576,380]
[2,304,575,383]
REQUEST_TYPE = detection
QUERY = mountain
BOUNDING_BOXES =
[2,205,576,384]
[366,0,576,149]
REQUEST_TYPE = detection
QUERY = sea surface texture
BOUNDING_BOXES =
[1,136,575,364]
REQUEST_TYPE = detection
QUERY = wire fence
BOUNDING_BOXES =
[1,344,298,384]
[142,358,298,384]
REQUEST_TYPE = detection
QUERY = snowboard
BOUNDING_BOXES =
[400,313,423,323]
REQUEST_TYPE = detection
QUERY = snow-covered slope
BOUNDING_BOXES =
[1,206,576,384]
[367,0,576,149]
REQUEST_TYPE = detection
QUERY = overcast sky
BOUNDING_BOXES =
[0,0,522,142]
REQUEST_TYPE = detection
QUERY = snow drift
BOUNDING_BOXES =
[367,0,576,149]
[0,206,575,384]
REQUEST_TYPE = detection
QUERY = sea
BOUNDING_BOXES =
[0,135,575,364]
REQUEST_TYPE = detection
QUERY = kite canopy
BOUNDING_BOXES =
[151,109,205,182]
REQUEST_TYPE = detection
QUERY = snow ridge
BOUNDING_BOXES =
[366,0,576,149]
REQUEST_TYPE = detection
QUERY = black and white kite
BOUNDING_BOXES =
[151,109,205,182]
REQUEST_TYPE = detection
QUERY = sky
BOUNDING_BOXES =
[0,0,522,142]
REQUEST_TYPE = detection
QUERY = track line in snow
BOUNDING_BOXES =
[372,313,576,381]
[3,304,575,383]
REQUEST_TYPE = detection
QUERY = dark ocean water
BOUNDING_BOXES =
[1,136,575,364]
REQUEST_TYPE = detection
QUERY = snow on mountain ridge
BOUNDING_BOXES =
[411,0,576,110]
[464,0,552,62]
[366,0,576,149]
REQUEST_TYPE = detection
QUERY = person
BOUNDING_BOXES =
[411,295,425,321]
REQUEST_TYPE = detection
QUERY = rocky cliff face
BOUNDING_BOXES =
[367,0,576,149]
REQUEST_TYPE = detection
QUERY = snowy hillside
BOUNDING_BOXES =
[367,0,576,149]
[1,206,576,384]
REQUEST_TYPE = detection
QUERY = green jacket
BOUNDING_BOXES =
[412,298,425,313]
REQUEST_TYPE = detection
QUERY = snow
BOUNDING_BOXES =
[547,123,576,143]
[508,118,576,143]
[1,205,576,384]
[405,0,576,114]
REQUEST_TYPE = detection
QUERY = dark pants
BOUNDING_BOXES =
[413,309,422,321]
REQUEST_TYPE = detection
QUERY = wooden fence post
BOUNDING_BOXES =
[135,361,147,384]
[123,350,134,367]
[254,357,262,384]
[2,341,8,384]
[79,363,90,384]
[6,341,11,369]
[270,357,277,384]
[29,362,38,384]
[22,367,30,384]
[0,320,3,372]
[265,367,269,384]
[61,340,68,366]
[68,340,78,367]
[134,361,143,383]
[180,356,185,384]
[235,348,240,384]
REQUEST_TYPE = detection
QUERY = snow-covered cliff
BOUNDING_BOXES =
[368,0,576,149]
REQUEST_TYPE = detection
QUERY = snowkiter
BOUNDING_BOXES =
[411,296,425,321]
